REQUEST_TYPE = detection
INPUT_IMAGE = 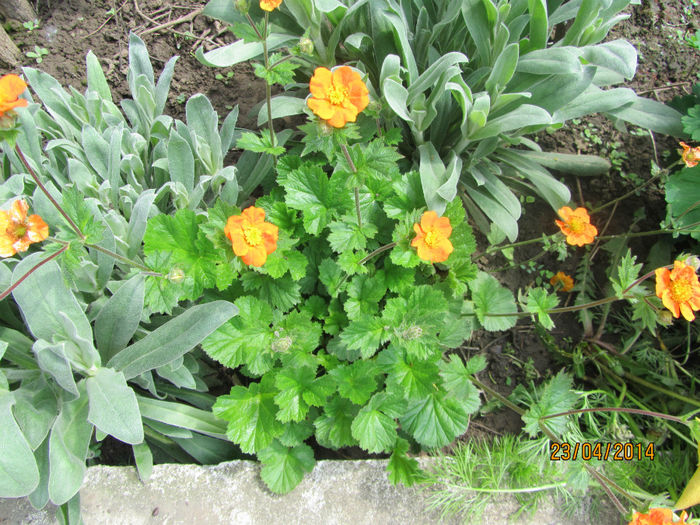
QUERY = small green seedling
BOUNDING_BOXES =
[22,19,40,32]
[215,71,235,85]
[25,46,49,64]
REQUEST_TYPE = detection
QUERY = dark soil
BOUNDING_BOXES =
[2,0,699,458]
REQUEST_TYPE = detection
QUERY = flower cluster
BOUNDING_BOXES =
[0,199,48,258]
[259,0,282,11]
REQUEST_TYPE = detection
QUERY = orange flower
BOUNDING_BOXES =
[411,211,453,263]
[679,142,700,168]
[224,206,278,267]
[307,66,369,128]
[655,260,700,321]
[0,74,28,118]
[550,271,574,292]
[259,0,282,11]
[555,206,598,246]
[628,508,687,525]
[0,199,49,258]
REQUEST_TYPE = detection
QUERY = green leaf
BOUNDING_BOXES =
[345,273,387,321]
[318,258,344,297]
[525,288,559,329]
[327,219,378,253]
[0,392,39,497]
[611,249,642,298]
[241,272,301,311]
[11,255,98,368]
[168,131,195,193]
[339,317,386,359]
[387,356,440,401]
[438,356,482,413]
[254,53,300,86]
[132,442,153,482]
[387,438,423,486]
[108,301,238,380]
[274,367,335,423]
[314,396,359,449]
[400,392,470,449]
[351,400,399,454]
[277,420,314,448]
[137,395,227,438]
[279,161,347,234]
[61,187,105,243]
[86,368,143,445]
[213,379,284,454]
[259,440,315,494]
[143,209,220,301]
[202,295,272,369]
[94,274,145,362]
[665,168,700,240]
[330,360,379,405]
[682,105,700,140]
[12,381,57,450]
[470,272,518,331]
[521,370,578,438]
[237,131,285,156]
[48,384,93,505]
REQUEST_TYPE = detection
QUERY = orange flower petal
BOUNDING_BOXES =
[0,74,27,99]
[229,229,250,256]
[259,0,282,11]
[420,210,439,231]
[26,214,48,242]
[307,97,336,120]
[242,245,268,267]
[309,67,332,99]
[242,205,266,225]
[10,199,28,223]
[432,216,452,238]
[0,235,16,258]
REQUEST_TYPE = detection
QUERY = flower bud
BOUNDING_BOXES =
[299,37,314,55]
[167,267,185,283]
[234,0,249,14]
[658,310,674,326]
[402,325,423,340]
[684,255,700,271]
[271,335,293,352]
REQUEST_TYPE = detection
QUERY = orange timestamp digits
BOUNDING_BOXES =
[550,442,655,461]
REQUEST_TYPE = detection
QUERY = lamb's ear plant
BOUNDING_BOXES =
[0,37,254,525]
[199,0,684,240]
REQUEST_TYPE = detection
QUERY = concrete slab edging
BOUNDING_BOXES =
[0,458,618,524]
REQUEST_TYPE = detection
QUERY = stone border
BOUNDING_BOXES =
[0,459,618,524]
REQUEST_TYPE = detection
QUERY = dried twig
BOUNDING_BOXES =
[81,0,129,39]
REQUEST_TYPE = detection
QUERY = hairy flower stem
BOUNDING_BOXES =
[336,241,397,291]
[0,244,68,301]
[339,143,362,229]
[541,407,684,424]
[263,12,275,148]
[15,145,84,240]
[48,236,160,275]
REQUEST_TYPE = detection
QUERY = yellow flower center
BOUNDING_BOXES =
[8,222,26,239]
[670,277,692,304]
[328,84,349,106]
[424,230,441,247]
[243,226,263,247]
[567,217,585,233]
